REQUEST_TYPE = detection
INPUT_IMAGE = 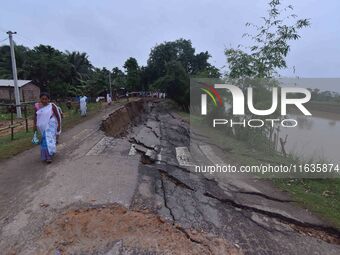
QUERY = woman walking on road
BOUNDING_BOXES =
[33,92,61,163]
[79,95,88,116]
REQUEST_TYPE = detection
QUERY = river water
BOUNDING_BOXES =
[280,111,340,163]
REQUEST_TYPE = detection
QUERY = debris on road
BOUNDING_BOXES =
[36,204,241,255]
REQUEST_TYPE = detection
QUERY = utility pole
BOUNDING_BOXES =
[7,31,22,118]
[109,72,113,99]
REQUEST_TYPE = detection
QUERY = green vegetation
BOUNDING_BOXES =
[219,0,311,148]
[0,113,12,121]
[124,57,141,91]
[178,108,340,228]
[226,0,310,78]
[0,39,219,108]
[0,130,34,161]
[274,179,340,228]
[0,102,104,161]
[59,102,103,129]
[309,89,340,103]
[185,110,296,165]
[0,0,337,230]
[146,39,220,108]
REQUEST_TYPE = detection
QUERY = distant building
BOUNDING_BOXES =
[0,79,40,102]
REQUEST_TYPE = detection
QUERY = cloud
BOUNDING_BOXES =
[0,0,339,78]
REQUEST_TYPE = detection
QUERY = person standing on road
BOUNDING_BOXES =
[79,95,88,116]
[33,92,61,164]
[107,93,112,105]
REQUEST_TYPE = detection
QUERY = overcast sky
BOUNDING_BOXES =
[1,0,340,81]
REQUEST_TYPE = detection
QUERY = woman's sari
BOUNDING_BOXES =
[80,96,87,116]
[35,103,59,161]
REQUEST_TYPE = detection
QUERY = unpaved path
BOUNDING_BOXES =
[0,99,339,255]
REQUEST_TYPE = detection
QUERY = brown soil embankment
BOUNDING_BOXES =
[101,99,147,137]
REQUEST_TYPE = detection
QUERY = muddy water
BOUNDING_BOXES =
[280,111,340,163]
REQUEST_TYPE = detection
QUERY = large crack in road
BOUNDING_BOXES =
[0,99,339,255]
[129,100,340,255]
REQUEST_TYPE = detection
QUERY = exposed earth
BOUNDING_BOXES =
[0,99,339,255]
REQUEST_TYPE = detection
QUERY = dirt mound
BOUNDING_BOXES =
[34,204,241,255]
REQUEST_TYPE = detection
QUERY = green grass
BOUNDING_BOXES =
[274,178,340,228]
[0,113,12,121]
[185,112,292,166]
[176,111,190,122]
[0,130,34,160]
[176,110,340,229]
[0,102,106,161]
[60,102,103,129]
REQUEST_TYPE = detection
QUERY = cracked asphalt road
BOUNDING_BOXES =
[0,99,339,255]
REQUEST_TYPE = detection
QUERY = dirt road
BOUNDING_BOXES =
[0,99,339,254]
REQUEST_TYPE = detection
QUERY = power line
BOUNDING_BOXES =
[16,33,39,46]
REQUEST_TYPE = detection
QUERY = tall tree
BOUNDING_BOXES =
[23,45,70,88]
[146,39,220,109]
[123,57,140,91]
[147,39,219,83]
[0,44,30,79]
[111,67,126,88]
[66,51,93,85]
[85,68,109,97]
[223,0,310,146]
[226,0,310,78]
[152,61,189,108]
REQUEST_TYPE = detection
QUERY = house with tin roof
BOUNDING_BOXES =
[0,79,40,102]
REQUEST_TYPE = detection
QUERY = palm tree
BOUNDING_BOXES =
[66,51,93,85]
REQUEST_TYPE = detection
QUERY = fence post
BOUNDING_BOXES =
[10,106,14,140]
[24,105,28,132]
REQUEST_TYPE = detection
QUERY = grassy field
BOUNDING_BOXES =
[0,113,12,121]
[0,102,105,161]
[274,179,340,228]
[177,110,340,228]
[0,130,35,161]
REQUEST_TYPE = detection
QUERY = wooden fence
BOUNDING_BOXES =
[0,102,34,140]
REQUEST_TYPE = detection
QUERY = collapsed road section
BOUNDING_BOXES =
[101,100,147,137]
[121,100,340,255]
[100,99,340,254]
[0,99,339,255]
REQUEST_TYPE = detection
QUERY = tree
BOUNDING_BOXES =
[23,45,71,89]
[66,51,93,85]
[111,67,126,89]
[139,66,151,91]
[0,44,30,79]
[193,65,221,78]
[223,0,310,148]
[147,39,217,82]
[226,0,310,78]
[146,39,220,109]
[85,68,109,97]
[123,57,140,91]
[152,61,189,109]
